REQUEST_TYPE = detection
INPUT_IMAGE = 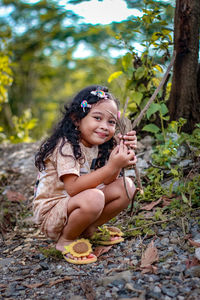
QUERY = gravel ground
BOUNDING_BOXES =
[1,143,200,300]
[1,216,200,300]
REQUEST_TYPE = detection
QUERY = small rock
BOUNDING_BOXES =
[195,248,200,261]
[161,285,179,297]
[148,291,162,300]
[111,279,125,288]
[69,296,84,300]
[39,262,49,270]
[140,135,154,147]
[177,296,185,300]
[125,283,135,292]
[153,286,161,293]
[164,296,172,300]
[0,258,15,268]
[160,238,170,246]
[99,270,132,287]
[105,290,112,298]
[170,237,178,244]
[179,159,192,167]
[185,266,200,277]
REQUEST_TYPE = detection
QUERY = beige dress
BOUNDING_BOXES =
[33,140,98,240]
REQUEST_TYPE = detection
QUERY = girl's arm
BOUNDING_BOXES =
[62,141,136,196]
[62,163,117,197]
[103,168,120,185]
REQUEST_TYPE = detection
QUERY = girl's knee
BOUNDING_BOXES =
[81,189,105,215]
[117,177,135,202]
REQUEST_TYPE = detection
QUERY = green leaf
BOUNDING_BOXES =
[138,83,146,92]
[160,103,168,115]
[146,103,161,119]
[128,102,137,110]
[151,32,161,42]
[162,116,170,121]
[171,169,179,176]
[122,52,133,72]
[131,91,143,105]
[181,193,189,203]
[142,124,160,133]
[107,71,123,83]
[135,66,145,80]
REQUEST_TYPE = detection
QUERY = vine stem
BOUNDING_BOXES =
[128,52,177,215]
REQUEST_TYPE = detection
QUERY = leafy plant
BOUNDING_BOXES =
[0,109,37,143]
[108,0,173,131]
[138,119,200,211]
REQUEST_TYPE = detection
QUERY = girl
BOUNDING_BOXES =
[34,85,137,264]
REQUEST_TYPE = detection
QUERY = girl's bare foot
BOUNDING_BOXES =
[56,236,73,252]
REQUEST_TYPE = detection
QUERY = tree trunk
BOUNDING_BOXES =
[168,0,200,133]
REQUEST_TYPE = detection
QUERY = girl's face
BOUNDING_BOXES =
[78,100,118,147]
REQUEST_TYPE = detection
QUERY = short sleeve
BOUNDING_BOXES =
[52,142,80,179]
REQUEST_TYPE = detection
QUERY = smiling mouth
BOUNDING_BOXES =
[96,132,108,138]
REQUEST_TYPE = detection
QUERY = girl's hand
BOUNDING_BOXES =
[108,140,137,170]
[117,130,137,150]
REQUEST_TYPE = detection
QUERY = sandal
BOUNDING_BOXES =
[91,226,124,245]
[62,238,97,264]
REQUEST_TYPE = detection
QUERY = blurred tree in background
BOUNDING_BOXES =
[0,0,199,142]
[168,0,200,132]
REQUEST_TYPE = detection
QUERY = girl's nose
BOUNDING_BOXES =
[100,121,109,131]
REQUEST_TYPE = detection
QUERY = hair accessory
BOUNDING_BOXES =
[91,89,108,99]
[117,111,121,119]
[81,100,91,112]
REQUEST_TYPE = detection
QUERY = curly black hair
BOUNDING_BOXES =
[35,85,119,172]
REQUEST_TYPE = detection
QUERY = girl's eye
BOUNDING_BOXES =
[94,116,101,121]
[109,120,116,125]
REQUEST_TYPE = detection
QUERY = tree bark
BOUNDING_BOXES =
[168,0,200,133]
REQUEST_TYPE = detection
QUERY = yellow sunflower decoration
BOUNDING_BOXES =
[64,238,92,257]
[63,239,97,264]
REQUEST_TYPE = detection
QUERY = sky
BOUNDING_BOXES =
[0,0,142,58]
[64,0,140,25]
[63,0,142,58]
[0,0,139,25]
[27,0,141,58]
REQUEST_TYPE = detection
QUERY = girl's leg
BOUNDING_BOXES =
[83,177,135,236]
[56,188,105,252]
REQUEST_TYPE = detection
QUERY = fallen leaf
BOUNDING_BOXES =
[141,198,162,211]
[140,241,159,274]
[141,264,158,274]
[93,245,113,257]
[6,190,26,202]
[185,257,200,269]
[141,195,173,211]
[161,196,173,207]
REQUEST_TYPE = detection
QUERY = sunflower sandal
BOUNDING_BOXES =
[62,238,97,264]
[91,225,124,245]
